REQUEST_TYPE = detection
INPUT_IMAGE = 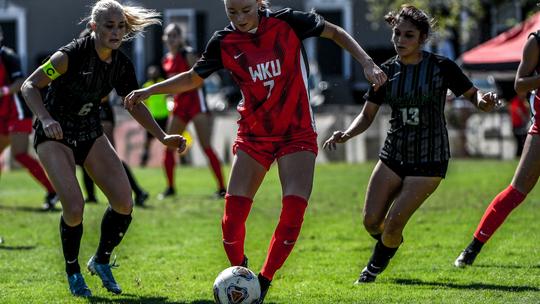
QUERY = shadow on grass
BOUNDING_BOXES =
[0,244,36,251]
[474,264,540,269]
[88,294,214,304]
[393,278,540,292]
[0,204,60,213]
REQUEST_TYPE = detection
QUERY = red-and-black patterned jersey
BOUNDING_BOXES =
[193,8,325,141]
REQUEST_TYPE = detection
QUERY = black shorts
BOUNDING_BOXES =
[34,132,100,166]
[380,157,449,179]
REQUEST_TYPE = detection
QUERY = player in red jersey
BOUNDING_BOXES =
[159,23,226,199]
[455,27,540,268]
[0,26,58,210]
[126,0,386,301]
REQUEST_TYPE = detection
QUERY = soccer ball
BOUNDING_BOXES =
[213,266,261,304]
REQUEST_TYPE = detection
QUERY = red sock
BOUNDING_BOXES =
[163,149,175,188]
[261,195,308,280]
[222,195,253,266]
[203,147,225,190]
[473,185,526,243]
[14,153,55,193]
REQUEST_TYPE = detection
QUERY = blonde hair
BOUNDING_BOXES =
[84,0,161,41]
[222,0,270,11]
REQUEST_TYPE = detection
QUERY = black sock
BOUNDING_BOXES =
[370,233,382,241]
[82,169,96,200]
[95,208,132,264]
[466,237,484,253]
[366,240,400,274]
[122,161,143,195]
[60,217,83,276]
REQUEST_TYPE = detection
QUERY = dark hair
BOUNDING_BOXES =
[384,4,434,38]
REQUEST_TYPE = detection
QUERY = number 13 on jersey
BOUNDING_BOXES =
[400,107,420,126]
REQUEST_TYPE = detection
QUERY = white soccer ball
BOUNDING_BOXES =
[213,266,261,304]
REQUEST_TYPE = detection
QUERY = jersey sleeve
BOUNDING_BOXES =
[58,38,84,73]
[440,58,473,97]
[193,32,224,79]
[114,58,139,97]
[1,48,23,80]
[363,85,386,105]
[273,8,325,40]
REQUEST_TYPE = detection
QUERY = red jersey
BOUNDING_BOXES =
[162,49,204,109]
[193,8,325,142]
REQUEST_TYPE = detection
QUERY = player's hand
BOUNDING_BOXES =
[124,88,151,111]
[323,130,352,151]
[161,134,187,154]
[41,117,63,140]
[363,62,387,91]
[478,92,500,112]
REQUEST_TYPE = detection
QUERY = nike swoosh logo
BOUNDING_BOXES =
[388,72,401,82]
[369,264,381,270]
[283,240,295,245]
[233,53,244,59]
[81,71,92,75]
[67,259,78,264]
[478,231,489,237]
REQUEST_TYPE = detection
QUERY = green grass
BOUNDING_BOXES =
[0,160,539,303]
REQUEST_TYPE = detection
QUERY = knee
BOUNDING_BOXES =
[62,205,85,226]
[363,215,383,234]
[382,219,405,241]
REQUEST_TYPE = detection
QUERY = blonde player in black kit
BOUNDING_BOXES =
[324,5,499,283]
[21,0,186,297]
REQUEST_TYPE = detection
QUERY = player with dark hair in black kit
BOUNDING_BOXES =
[21,0,185,297]
[324,4,499,283]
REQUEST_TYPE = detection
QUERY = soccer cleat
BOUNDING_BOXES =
[454,249,479,268]
[354,267,378,284]
[84,196,98,204]
[87,256,122,294]
[215,189,226,199]
[42,192,59,211]
[67,273,92,297]
[240,255,249,268]
[134,191,149,206]
[157,187,175,200]
[257,273,271,304]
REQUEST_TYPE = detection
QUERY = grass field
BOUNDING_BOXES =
[0,160,539,303]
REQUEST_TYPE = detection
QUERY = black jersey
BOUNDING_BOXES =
[365,51,472,163]
[0,46,31,119]
[38,36,138,141]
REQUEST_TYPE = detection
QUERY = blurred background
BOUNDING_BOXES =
[1,0,539,166]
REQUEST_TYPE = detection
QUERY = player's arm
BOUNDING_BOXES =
[323,101,380,150]
[320,21,387,89]
[124,69,203,110]
[515,36,540,95]
[21,51,67,139]
[462,87,498,112]
[127,101,186,153]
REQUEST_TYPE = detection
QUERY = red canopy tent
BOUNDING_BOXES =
[461,12,540,71]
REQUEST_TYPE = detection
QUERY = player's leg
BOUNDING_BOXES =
[159,115,187,199]
[36,141,91,297]
[192,112,226,196]
[0,134,9,179]
[222,149,267,267]
[10,131,57,208]
[455,133,540,267]
[358,176,441,283]
[362,160,403,239]
[83,136,132,294]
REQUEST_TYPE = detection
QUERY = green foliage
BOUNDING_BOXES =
[0,161,539,303]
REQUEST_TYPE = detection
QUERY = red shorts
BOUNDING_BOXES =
[0,102,32,135]
[233,134,318,170]
[529,94,540,134]
[172,89,208,123]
